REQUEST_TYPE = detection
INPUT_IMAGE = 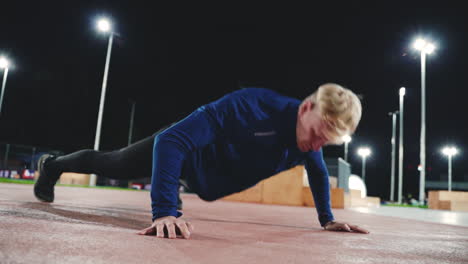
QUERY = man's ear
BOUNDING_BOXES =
[299,101,313,117]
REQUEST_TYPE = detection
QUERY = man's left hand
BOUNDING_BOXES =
[324,221,369,234]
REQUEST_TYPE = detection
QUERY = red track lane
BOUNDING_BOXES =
[0,183,467,264]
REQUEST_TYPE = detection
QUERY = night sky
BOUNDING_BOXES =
[1,2,467,199]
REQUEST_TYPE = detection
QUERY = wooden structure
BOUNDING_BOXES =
[428,190,468,212]
[223,165,380,208]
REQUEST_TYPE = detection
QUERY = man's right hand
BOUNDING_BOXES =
[138,216,194,239]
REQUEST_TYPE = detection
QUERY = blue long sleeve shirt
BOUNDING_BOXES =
[151,88,335,226]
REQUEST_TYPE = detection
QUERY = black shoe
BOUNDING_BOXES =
[34,154,58,203]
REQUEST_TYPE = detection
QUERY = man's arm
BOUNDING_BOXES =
[304,150,335,227]
[139,108,218,239]
[306,150,369,234]
[151,108,217,219]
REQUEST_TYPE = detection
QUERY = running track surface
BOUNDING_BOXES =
[0,183,467,264]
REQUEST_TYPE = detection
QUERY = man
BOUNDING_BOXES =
[34,83,369,239]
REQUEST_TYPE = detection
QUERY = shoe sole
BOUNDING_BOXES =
[34,189,53,203]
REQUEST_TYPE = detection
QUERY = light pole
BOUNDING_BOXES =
[413,38,436,204]
[388,110,398,201]
[90,18,115,186]
[342,135,352,163]
[128,100,136,146]
[357,147,371,183]
[30,147,36,170]
[0,56,10,117]
[442,146,458,191]
[398,87,405,204]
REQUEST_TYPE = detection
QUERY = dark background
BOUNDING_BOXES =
[1,1,466,199]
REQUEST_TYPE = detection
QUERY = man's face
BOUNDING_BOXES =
[296,101,333,152]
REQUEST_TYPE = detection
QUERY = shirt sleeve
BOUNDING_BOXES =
[304,150,335,226]
[151,108,217,221]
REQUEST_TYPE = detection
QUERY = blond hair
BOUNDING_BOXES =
[304,83,362,144]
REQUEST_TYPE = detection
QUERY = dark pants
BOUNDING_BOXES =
[41,125,185,208]
[47,134,155,181]
[44,124,190,200]
[46,122,177,182]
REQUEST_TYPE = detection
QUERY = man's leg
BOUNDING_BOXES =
[34,125,184,209]
[34,134,156,202]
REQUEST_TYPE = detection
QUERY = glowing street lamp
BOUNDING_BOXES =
[413,39,435,54]
[357,147,371,182]
[342,135,352,162]
[413,37,436,204]
[97,19,111,32]
[0,57,8,68]
[441,146,458,191]
[90,17,116,186]
[0,56,11,116]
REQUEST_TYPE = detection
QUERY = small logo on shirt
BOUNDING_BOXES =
[254,131,276,136]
